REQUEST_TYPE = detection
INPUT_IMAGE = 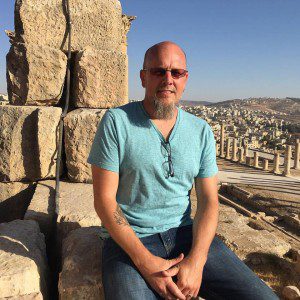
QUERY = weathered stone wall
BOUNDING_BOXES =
[0,106,62,181]
[7,43,67,106]
[0,182,36,223]
[0,220,49,298]
[59,227,104,299]
[14,0,124,52]
[64,108,106,182]
[73,47,128,108]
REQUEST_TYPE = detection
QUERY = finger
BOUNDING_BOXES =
[166,281,186,300]
[176,279,187,291]
[167,253,184,269]
[161,265,180,277]
[182,287,191,296]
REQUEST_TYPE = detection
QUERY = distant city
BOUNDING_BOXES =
[180,97,300,154]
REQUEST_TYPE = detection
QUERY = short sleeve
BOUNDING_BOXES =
[196,123,218,178]
[87,110,119,173]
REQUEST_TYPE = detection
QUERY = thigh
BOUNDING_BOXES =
[199,237,279,300]
[102,238,161,300]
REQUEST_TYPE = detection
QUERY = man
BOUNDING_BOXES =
[87,41,279,300]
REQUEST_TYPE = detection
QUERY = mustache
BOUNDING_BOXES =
[156,88,176,93]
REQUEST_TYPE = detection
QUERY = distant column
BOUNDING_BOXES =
[232,139,238,162]
[225,138,231,160]
[244,143,248,158]
[273,152,280,174]
[294,139,300,170]
[253,152,259,168]
[262,158,269,171]
[215,143,220,156]
[238,147,245,163]
[245,156,252,166]
[220,123,225,158]
[283,145,292,176]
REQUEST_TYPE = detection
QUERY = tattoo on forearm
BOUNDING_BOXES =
[114,205,129,226]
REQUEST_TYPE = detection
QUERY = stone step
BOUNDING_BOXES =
[59,227,104,299]
[0,220,49,299]
[57,181,101,246]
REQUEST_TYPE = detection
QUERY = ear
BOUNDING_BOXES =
[185,71,189,81]
[140,69,146,88]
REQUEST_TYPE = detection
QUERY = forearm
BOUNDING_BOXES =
[94,199,153,270]
[188,191,219,266]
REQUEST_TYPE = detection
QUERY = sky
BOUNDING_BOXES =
[0,0,300,102]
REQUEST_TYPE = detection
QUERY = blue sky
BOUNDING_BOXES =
[1,0,299,102]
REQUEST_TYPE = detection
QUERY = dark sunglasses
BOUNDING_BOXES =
[142,68,188,79]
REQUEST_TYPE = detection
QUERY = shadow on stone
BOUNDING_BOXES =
[0,183,36,223]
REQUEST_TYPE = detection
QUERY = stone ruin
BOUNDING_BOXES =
[217,123,300,176]
[1,1,300,299]
[0,0,135,298]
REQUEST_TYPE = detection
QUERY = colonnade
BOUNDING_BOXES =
[217,124,300,176]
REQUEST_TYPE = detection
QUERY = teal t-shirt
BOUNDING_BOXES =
[87,101,218,238]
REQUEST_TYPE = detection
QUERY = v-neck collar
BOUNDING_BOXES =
[139,101,181,143]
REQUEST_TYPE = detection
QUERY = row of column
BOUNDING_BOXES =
[218,124,300,176]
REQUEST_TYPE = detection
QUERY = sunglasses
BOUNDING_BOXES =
[142,68,188,79]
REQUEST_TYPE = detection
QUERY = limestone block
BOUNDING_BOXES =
[14,0,124,52]
[296,250,300,274]
[7,43,67,105]
[64,108,106,182]
[57,181,101,243]
[217,204,291,259]
[59,227,104,299]
[73,47,128,108]
[0,182,35,223]
[24,180,56,242]
[0,106,62,181]
[0,220,49,299]
[282,286,300,300]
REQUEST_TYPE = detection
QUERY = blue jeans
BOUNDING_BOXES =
[102,225,279,300]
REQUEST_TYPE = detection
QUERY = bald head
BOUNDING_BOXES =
[143,41,187,69]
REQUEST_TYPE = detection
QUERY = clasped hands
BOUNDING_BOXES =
[138,253,203,300]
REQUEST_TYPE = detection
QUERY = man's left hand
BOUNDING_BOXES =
[162,256,205,299]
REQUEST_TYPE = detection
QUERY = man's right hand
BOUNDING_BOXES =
[137,253,186,300]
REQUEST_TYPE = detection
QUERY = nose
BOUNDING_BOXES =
[162,70,173,85]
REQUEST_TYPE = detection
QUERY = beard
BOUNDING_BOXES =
[152,95,178,120]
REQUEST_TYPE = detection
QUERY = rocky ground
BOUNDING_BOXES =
[0,167,300,299]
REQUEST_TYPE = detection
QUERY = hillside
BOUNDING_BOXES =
[207,97,300,123]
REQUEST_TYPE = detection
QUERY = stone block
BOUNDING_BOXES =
[217,204,291,260]
[7,43,67,105]
[64,108,106,182]
[282,286,300,300]
[58,227,104,299]
[57,181,101,243]
[14,0,124,52]
[0,105,62,181]
[73,47,128,108]
[24,180,56,242]
[0,182,35,223]
[0,220,49,299]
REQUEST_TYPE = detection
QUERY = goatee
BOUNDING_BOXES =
[153,97,178,120]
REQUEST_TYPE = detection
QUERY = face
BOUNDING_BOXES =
[140,44,188,119]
